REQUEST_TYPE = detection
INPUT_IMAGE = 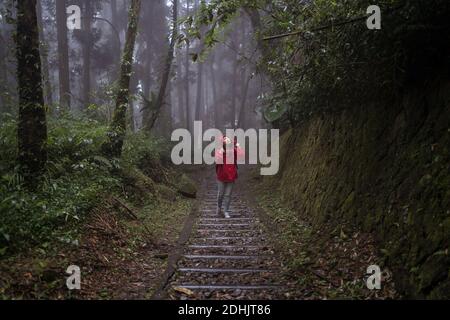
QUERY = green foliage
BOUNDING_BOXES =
[263,102,288,123]
[267,0,450,123]
[0,113,18,173]
[179,0,258,61]
[0,112,176,255]
[121,131,170,168]
[0,115,120,254]
[47,114,109,167]
[191,0,450,125]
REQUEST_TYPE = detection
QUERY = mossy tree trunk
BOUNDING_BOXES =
[16,0,48,185]
[103,0,142,158]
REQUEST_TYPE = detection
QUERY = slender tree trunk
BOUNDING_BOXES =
[55,0,71,110]
[176,49,185,127]
[184,0,191,131]
[230,53,238,128]
[194,0,204,123]
[129,65,138,133]
[159,81,173,135]
[129,101,136,133]
[36,0,53,107]
[236,18,248,128]
[110,0,121,78]
[81,0,92,109]
[145,0,178,131]
[209,52,219,128]
[238,72,251,129]
[184,43,191,131]
[0,32,6,111]
[16,0,47,185]
[141,2,154,128]
[195,61,203,121]
[141,46,152,127]
[175,3,184,127]
[103,0,142,157]
[203,69,210,126]
[244,7,270,61]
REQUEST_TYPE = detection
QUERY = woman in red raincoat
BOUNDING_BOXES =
[215,136,244,218]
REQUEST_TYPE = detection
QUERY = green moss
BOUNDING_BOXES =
[418,253,450,292]
[176,174,197,198]
[269,96,450,298]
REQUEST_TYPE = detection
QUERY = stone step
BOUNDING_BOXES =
[178,268,274,274]
[189,237,264,246]
[199,218,253,222]
[174,284,282,290]
[188,245,266,250]
[183,254,271,260]
[196,224,254,230]
[178,258,278,270]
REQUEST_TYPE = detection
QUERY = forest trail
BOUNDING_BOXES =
[164,174,296,300]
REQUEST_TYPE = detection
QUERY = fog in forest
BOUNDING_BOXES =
[0,0,267,134]
[1,0,448,301]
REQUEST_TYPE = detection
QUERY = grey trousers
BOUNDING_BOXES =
[217,180,234,213]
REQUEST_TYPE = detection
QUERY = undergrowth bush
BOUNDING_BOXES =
[0,114,170,255]
[121,130,169,168]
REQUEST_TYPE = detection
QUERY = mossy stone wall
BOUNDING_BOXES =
[274,83,449,298]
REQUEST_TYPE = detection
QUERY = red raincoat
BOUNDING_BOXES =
[215,145,244,183]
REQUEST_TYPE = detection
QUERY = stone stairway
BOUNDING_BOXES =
[167,179,291,300]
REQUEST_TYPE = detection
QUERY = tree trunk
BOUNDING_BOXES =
[184,0,191,131]
[141,45,152,128]
[176,48,185,127]
[141,1,154,129]
[237,18,248,128]
[174,1,184,128]
[244,7,270,61]
[110,0,121,79]
[129,64,139,133]
[193,0,204,123]
[210,54,219,129]
[158,80,173,135]
[195,61,203,121]
[103,0,142,157]
[55,0,71,110]
[230,50,239,128]
[36,0,53,107]
[144,0,178,131]
[238,72,251,129]
[81,0,92,109]
[0,32,7,111]
[16,0,47,185]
